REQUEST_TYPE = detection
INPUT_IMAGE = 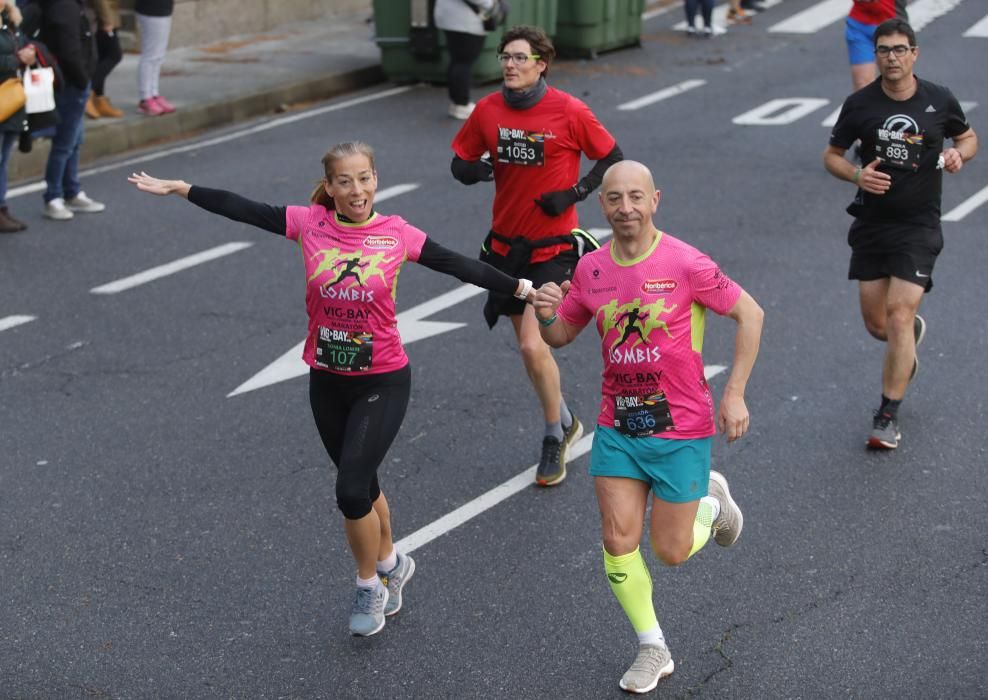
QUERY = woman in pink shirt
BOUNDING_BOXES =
[129,141,534,637]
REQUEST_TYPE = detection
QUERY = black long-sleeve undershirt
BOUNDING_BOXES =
[187,185,519,295]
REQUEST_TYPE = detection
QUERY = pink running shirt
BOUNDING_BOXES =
[558,232,743,439]
[285,205,427,375]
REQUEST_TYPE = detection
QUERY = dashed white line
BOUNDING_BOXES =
[90,241,253,294]
[963,12,988,37]
[618,80,707,111]
[0,315,36,332]
[395,365,729,554]
[943,184,988,222]
[6,86,415,200]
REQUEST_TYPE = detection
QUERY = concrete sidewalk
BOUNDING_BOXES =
[9,7,382,183]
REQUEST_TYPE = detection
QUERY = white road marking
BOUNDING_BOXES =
[396,364,729,554]
[0,315,36,332]
[959,101,978,114]
[618,80,706,111]
[673,0,785,33]
[228,228,614,397]
[733,98,830,125]
[6,86,415,200]
[943,184,988,222]
[963,12,988,37]
[90,242,253,295]
[908,0,966,32]
[768,0,847,33]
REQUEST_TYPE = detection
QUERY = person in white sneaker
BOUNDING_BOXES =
[534,161,763,693]
[434,0,495,120]
[38,0,106,221]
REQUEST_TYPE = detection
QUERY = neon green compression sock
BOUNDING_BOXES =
[603,546,657,634]
[688,499,716,559]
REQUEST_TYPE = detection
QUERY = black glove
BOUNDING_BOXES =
[451,156,494,185]
[534,187,578,217]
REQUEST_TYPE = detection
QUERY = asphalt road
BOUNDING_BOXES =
[2,1,987,697]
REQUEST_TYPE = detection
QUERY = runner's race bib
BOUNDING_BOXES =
[875,127,924,171]
[496,127,544,166]
[614,392,674,437]
[314,327,373,372]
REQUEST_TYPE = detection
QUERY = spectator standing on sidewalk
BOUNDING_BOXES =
[0,0,34,232]
[683,0,714,38]
[134,0,174,116]
[38,0,106,221]
[434,0,492,119]
[85,0,123,118]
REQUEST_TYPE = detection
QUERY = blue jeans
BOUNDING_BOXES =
[0,130,18,206]
[44,82,89,203]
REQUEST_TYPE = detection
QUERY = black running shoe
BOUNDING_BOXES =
[536,436,565,486]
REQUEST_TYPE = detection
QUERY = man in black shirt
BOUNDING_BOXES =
[823,18,977,450]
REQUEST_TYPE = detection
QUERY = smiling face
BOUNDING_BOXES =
[599,161,660,241]
[500,39,547,92]
[324,154,377,222]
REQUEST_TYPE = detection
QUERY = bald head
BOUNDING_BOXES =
[601,160,656,195]
[598,160,660,242]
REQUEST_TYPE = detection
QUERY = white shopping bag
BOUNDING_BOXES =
[23,66,56,114]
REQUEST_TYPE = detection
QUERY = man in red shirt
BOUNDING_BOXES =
[451,25,622,486]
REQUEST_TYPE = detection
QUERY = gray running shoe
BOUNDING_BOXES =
[867,411,900,450]
[708,470,743,547]
[618,643,674,693]
[381,552,415,617]
[536,436,565,486]
[349,583,389,636]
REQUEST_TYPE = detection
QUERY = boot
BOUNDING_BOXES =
[85,92,100,119]
[93,94,124,118]
[0,207,26,233]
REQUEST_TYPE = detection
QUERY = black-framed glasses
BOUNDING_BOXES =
[497,52,541,65]
[875,44,915,58]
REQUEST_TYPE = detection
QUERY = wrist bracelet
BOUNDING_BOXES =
[852,168,862,184]
[538,313,558,327]
[514,278,533,300]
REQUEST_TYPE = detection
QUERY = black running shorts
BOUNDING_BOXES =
[847,219,943,292]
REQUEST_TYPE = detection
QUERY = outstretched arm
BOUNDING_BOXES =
[128,171,287,235]
[417,238,532,300]
[718,290,764,443]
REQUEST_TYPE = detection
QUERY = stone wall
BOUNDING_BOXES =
[118,0,372,49]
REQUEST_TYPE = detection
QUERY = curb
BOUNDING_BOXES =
[9,64,386,185]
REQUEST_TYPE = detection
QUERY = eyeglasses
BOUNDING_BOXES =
[497,52,541,65]
[875,44,915,58]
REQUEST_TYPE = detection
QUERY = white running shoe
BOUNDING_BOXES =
[708,470,743,546]
[65,192,106,213]
[42,198,74,221]
[619,642,674,693]
[448,102,475,120]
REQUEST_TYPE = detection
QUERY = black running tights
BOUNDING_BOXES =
[308,365,411,520]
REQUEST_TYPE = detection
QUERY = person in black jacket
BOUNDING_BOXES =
[38,0,105,220]
[0,1,35,232]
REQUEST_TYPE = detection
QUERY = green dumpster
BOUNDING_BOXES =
[373,0,558,85]
[554,0,645,59]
